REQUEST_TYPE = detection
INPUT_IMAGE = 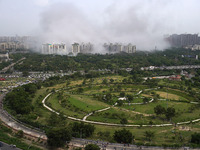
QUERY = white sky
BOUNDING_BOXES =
[0,0,113,36]
[0,0,200,50]
[0,0,200,36]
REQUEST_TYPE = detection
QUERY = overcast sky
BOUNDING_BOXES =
[0,0,200,50]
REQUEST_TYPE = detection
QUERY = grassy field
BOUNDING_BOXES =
[155,91,187,101]
[88,107,166,125]
[91,123,200,147]
[42,77,200,125]
[69,95,109,112]
[4,75,200,147]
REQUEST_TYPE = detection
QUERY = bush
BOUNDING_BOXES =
[191,133,200,144]
[85,144,100,150]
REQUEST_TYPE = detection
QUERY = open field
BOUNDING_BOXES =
[4,75,200,147]
[155,91,186,101]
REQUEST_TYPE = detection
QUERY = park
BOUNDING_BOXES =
[4,74,198,147]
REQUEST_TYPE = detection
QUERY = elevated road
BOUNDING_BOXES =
[0,94,47,140]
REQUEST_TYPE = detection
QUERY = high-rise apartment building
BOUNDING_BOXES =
[166,34,200,47]
[42,43,66,54]
[72,43,80,53]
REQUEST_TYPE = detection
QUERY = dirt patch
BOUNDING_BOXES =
[178,126,191,131]
[156,91,180,100]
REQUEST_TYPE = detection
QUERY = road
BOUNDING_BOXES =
[70,138,199,150]
[0,141,21,150]
[1,77,200,149]
[0,94,47,140]
[141,65,200,71]
[0,57,26,73]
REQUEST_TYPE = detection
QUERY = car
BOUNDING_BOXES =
[0,142,3,147]
[10,144,16,148]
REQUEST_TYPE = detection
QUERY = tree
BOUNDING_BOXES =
[105,93,112,101]
[122,78,127,83]
[82,78,87,85]
[24,83,38,95]
[110,78,114,83]
[143,97,149,104]
[71,122,95,138]
[191,133,200,144]
[102,78,108,84]
[16,130,24,138]
[5,87,32,114]
[165,107,176,120]
[154,105,166,116]
[77,87,84,93]
[46,127,72,147]
[48,112,66,127]
[120,118,128,124]
[117,100,123,106]
[85,144,100,150]
[22,71,29,77]
[113,129,134,144]
[144,131,155,141]
[120,92,125,97]
[127,94,134,101]
[66,80,71,86]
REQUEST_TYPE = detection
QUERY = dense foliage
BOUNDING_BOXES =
[4,83,39,114]
[46,127,72,147]
[13,48,200,72]
[113,128,134,144]
[71,122,95,138]
[191,133,200,145]
[85,144,100,150]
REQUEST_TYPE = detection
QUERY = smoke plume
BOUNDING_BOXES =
[37,0,199,52]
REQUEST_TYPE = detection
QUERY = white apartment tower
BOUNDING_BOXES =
[72,43,80,53]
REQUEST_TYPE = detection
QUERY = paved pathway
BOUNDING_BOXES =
[42,92,200,127]
[0,85,200,149]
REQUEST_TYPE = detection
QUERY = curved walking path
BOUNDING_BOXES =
[124,98,154,105]
[82,107,111,121]
[42,92,200,127]
[1,93,198,150]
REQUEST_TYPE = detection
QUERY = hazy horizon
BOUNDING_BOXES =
[1,0,200,50]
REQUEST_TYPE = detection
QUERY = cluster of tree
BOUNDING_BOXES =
[0,61,11,70]
[0,53,24,70]
[85,144,100,150]
[4,83,40,114]
[191,132,200,145]
[46,122,95,147]
[145,78,159,88]
[46,127,72,147]
[154,105,176,120]
[13,48,200,72]
[71,122,95,138]
[113,128,134,144]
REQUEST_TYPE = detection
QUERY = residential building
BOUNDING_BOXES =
[42,43,66,54]
[72,43,80,53]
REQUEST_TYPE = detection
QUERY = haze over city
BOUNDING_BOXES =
[1,0,200,50]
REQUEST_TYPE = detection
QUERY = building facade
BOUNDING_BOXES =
[42,43,66,54]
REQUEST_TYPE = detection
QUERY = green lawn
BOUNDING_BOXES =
[68,95,109,112]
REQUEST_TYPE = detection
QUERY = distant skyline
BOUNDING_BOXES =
[1,0,200,50]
